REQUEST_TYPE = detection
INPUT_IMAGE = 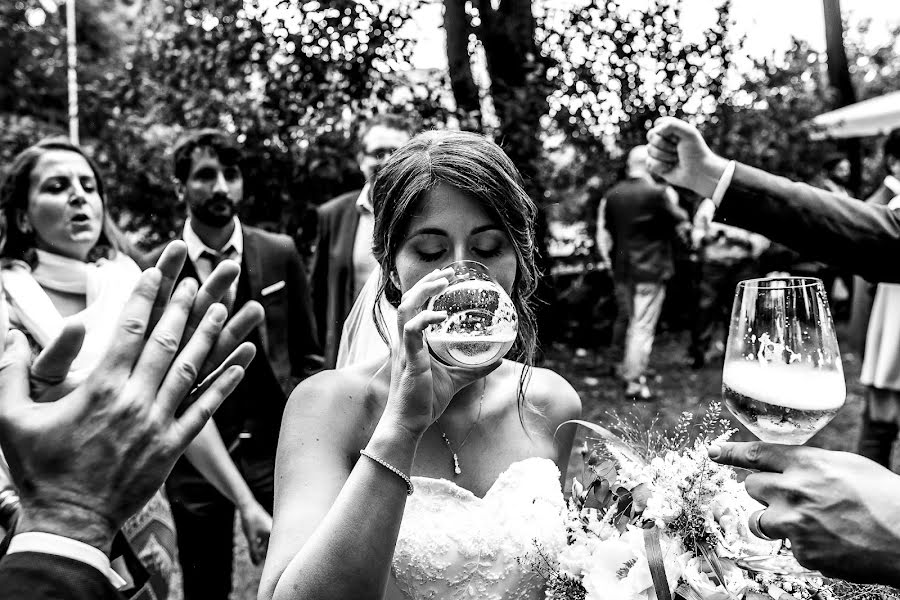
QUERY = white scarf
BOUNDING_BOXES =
[1,249,142,375]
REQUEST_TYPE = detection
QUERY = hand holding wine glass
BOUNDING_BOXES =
[722,276,846,575]
[384,265,504,438]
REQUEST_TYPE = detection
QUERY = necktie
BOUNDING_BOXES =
[201,249,237,313]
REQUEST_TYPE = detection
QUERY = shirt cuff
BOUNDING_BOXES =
[7,532,128,590]
[711,160,737,208]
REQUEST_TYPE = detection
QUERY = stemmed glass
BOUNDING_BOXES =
[424,260,518,368]
[722,277,846,575]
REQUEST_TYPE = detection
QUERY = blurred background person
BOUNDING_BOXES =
[0,139,179,598]
[814,152,852,197]
[311,114,414,369]
[856,129,900,468]
[142,129,320,600]
[597,145,689,400]
[688,197,769,369]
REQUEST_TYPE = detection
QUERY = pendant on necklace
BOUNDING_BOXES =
[441,431,462,476]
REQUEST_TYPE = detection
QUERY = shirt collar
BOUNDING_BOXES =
[885,175,900,196]
[356,182,373,214]
[183,216,244,263]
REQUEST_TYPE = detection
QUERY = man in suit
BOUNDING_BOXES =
[598,145,689,399]
[311,115,414,368]
[144,130,321,600]
[0,242,259,599]
[647,116,900,581]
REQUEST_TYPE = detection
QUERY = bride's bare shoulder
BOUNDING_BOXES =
[513,361,582,425]
[282,363,390,439]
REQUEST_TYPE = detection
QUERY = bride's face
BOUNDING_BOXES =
[393,184,517,295]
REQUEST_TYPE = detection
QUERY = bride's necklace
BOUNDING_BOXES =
[435,380,485,477]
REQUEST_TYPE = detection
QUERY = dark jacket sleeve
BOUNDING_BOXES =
[309,205,330,348]
[716,163,900,283]
[285,241,324,381]
[0,552,123,600]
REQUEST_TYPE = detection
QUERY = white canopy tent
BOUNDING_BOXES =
[810,91,900,139]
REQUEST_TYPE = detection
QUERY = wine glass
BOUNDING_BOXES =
[722,276,846,575]
[424,260,518,368]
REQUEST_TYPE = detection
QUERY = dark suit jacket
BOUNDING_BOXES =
[603,177,685,282]
[310,190,362,368]
[0,553,122,600]
[716,164,900,284]
[140,225,320,450]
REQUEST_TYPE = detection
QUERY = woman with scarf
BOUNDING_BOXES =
[0,139,270,599]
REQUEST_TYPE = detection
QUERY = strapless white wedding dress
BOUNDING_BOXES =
[390,457,567,600]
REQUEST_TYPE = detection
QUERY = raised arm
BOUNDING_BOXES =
[258,268,499,600]
[646,117,900,283]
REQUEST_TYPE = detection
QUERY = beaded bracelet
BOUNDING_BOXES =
[359,450,414,496]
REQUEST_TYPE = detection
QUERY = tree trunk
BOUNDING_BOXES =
[823,0,861,195]
[477,0,547,193]
[443,0,482,130]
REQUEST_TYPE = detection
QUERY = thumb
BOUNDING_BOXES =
[0,330,34,413]
[31,321,86,386]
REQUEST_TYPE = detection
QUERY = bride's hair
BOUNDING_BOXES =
[370,130,540,416]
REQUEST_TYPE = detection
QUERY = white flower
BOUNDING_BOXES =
[580,528,688,600]
[680,556,752,600]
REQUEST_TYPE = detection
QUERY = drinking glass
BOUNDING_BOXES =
[723,277,846,575]
[424,260,518,368]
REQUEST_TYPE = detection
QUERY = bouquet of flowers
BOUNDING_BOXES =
[522,404,900,600]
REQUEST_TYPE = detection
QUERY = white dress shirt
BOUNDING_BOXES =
[183,216,244,302]
[352,183,379,300]
[7,531,127,589]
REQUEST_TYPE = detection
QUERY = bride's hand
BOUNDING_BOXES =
[383,267,500,438]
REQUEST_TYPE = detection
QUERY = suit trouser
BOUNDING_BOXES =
[167,446,275,600]
[615,280,666,385]
[689,258,756,363]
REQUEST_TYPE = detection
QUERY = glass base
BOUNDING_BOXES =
[735,553,821,577]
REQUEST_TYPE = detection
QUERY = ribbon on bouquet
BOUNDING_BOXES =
[644,527,673,600]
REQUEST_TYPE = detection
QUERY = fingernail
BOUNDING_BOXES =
[707,444,722,459]
[209,303,227,324]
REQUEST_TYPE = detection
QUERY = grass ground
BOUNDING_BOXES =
[228,326,868,599]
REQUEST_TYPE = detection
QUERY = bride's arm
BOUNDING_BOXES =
[257,372,418,600]
[259,267,497,600]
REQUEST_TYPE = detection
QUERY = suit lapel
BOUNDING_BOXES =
[241,227,270,354]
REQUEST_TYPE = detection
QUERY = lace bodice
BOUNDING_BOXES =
[391,457,567,600]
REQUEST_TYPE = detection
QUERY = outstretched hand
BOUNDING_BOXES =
[0,241,260,555]
[25,242,263,403]
[709,441,900,587]
[646,117,730,199]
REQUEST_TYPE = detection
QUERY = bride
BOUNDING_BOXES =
[258,130,582,600]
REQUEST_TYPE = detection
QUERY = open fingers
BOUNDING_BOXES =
[31,321,86,388]
[155,302,228,415]
[172,365,246,449]
[148,241,188,332]
[132,278,198,393]
[198,301,264,380]
[0,330,34,415]
[101,268,163,376]
[183,260,241,343]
